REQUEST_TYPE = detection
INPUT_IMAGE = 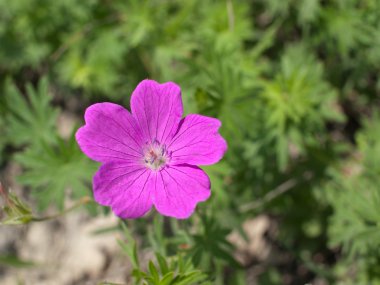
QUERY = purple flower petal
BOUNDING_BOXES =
[76,80,228,220]
[130,80,183,144]
[76,103,144,163]
[169,114,227,165]
[152,164,211,219]
[93,161,153,218]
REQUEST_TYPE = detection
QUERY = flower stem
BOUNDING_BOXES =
[31,196,92,222]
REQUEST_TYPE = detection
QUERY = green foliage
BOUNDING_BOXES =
[0,0,97,70]
[57,28,129,95]
[15,132,97,211]
[327,113,380,283]
[118,222,212,285]
[190,215,239,269]
[259,44,342,169]
[3,78,58,147]
[137,254,211,285]
[1,77,96,211]
[1,0,380,284]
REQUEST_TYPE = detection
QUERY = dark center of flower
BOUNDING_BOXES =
[143,140,170,171]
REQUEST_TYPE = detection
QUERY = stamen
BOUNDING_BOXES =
[143,140,170,171]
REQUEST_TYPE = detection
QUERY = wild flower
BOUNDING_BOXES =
[76,80,227,218]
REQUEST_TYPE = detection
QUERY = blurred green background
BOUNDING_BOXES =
[1,0,380,284]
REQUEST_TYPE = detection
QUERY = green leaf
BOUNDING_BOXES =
[176,271,208,285]
[15,130,97,211]
[159,272,174,285]
[148,261,160,283]
[259,44,341,169]
[156,252,169,275]
[4,77,59,147]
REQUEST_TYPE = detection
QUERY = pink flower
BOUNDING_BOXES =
[76,80,227,219]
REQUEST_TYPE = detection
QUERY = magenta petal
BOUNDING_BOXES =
[76,103,144,163]
[130,80,183,144]
[76,80,227,220]
[152,165,211,219]
[169,114,227,165]
[93,161,153,219]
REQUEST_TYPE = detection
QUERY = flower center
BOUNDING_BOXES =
[143,140,170,171]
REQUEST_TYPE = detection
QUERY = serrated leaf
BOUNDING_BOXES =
[4,77,58,147]
[15,130,97,211]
